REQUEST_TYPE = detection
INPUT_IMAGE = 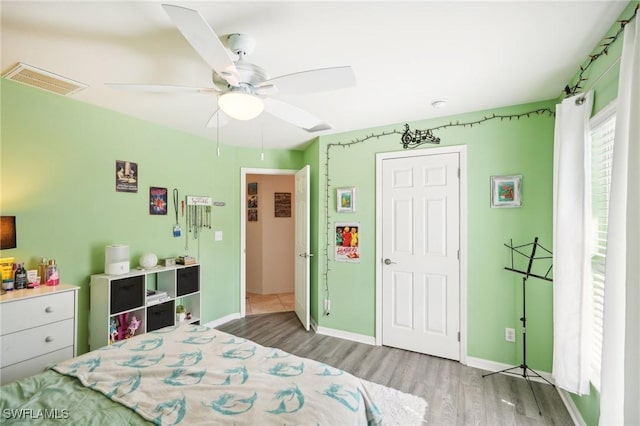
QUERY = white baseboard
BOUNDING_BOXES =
[203,312,241,328]
[556,387,586,426]
[313,324,375,346]
[465,356,554,385]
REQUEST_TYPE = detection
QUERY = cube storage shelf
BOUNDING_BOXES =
[89,264,200,351]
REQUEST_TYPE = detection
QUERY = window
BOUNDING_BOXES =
[588,104,616,391]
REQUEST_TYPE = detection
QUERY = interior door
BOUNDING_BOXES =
[381,152,460,360]
[294,165,311,330]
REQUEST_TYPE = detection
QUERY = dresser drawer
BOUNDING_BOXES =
[1,291,74,335]
[0,319,74,368]
[0,346,73,385]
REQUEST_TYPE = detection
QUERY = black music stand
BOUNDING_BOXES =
[482,237,554,415]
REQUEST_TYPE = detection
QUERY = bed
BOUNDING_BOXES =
[0,323,386,425]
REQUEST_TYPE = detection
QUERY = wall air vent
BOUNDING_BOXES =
[2,62,87,96]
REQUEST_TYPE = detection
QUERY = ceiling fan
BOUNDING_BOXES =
[107,4,356,132]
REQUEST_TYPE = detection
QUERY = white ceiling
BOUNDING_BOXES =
[1,1,628,150]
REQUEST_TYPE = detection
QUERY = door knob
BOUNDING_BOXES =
[384,258,396,265]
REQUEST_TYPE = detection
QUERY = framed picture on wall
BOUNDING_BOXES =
[490,175,522,208]
[274,192,292,217]
[335,222,360,262]
[149,187,168,215]
[336,187,356,213]
[115,160,138,193]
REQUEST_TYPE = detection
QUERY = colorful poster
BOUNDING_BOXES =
[335,222,360,263]
[149,187,168,215]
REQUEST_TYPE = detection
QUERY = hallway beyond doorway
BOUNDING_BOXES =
[246,292,294,315]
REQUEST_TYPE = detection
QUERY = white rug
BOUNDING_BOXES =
[362,379,428,425]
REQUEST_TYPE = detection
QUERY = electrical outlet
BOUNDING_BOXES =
[505,327,516,342]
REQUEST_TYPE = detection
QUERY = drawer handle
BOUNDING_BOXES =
[45,336,54,343]
[45,306,54,313]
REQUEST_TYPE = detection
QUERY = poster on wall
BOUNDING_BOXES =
[115,160,138,193]
[335,222,360,263]
[149,187,168,215]
[248,209,258,222]
[274,192,291,217]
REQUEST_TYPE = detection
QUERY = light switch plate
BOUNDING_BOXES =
[214,231,223,241]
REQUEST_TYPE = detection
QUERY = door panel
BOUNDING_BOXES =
[294,165,310,330]
[382,152,460,360]
[391,271,414,329]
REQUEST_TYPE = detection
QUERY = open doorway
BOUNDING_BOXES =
[241,169,296,316]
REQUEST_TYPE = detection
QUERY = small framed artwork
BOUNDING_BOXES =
[336,187,356,213]
[274,192,292,218]
[491,175,522,208]
[115,160,138,193]
[149,187,168,215]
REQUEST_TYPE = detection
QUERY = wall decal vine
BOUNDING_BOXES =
[564,4,638,97]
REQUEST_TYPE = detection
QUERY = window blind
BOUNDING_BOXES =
[589,108,616,391]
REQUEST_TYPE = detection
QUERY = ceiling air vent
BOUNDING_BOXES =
[2,62,87,96]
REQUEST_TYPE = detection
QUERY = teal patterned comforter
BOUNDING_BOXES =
[50,323,382,425]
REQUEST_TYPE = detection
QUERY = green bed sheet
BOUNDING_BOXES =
[0,369,151,425]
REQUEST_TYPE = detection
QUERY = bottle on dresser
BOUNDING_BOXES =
[13,263,27,290]
[38,257,47,285]
[45,259,59,286]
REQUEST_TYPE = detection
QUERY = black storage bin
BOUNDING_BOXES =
[147,300,175,332]
[177,265,199,296]
[110,275,144,314]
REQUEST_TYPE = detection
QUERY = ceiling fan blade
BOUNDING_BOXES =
[263,98,332,132]
[106,83,219,94]
[162,4,239,86]
[260,66,356,94]
[206,108,230,128]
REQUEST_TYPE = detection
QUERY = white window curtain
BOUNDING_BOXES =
[599,15,639,426]
[552,90,594,396]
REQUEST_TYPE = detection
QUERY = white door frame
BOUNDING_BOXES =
[240,167,297,317]
[374,145,468,364]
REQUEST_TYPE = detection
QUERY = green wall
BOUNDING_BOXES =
[0,79,303,353]
[312,100,556,371]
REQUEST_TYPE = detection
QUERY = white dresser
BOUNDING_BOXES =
[0,284,79,385]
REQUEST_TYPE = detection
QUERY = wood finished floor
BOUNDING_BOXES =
[245,292,294,315]
[217,312,574,426]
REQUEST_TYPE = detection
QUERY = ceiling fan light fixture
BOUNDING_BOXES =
[219,91,264,121]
